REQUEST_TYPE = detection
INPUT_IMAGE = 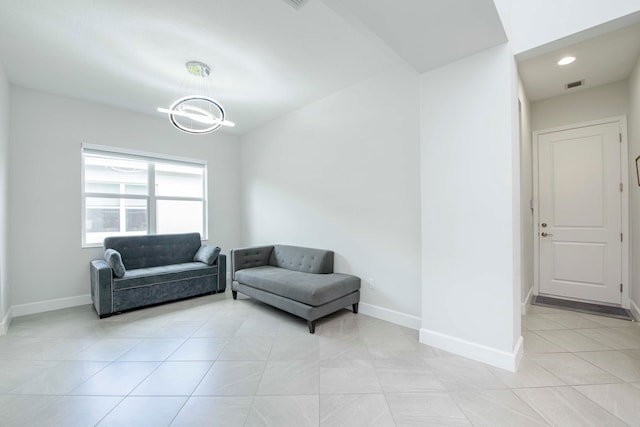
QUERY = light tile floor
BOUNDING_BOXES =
[1,292,639,426]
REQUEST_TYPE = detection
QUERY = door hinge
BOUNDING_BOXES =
[619,133,622,142]
[620,283,623,293]
[620,183,623,192]
[621,233,623,242]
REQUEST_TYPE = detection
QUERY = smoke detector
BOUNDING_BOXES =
[283,0,309,9]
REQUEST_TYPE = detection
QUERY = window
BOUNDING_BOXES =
[82,145,207,246]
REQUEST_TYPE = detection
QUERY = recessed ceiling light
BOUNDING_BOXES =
[558,56,576,66]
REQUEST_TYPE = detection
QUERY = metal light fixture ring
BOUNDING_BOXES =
[168,95,226,134]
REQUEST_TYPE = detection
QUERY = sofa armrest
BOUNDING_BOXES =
[217,254,227,292]
[90,259,113,317]
[230,246,274,280]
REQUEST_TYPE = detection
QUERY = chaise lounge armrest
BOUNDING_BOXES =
[231,245,274,280]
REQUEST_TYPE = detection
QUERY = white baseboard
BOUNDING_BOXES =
[7,293,424,333]
[521,286,534,315]
[357,302,421,330]
[11,294,92,318]
[419,328,523,372]
[0,306,12,335]
[631,299,640,321]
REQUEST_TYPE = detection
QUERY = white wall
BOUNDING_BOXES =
[518,77,534,309]
[420,43,522,371]
[531,81,629,131]
[8,86,242,314]
[508,0,640,56]
[0,62,9,332]
[240,65,422,326]
[630,56,640,316]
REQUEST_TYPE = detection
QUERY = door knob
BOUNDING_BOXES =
[541,232,553,237]
[541,223,547,228]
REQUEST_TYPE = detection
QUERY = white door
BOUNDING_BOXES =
[538,122,622,305]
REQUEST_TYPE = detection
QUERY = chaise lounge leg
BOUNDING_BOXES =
[352,303,359,314]
[232,291,237,300]
[307,320,316,334]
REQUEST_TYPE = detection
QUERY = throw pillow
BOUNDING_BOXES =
[104,248,126,278]
[194,245,221,265]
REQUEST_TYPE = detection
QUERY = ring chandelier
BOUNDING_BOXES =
[157,61,235,134]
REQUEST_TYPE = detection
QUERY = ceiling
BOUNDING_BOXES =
[518,23,640,101]
[2,0,636,133]
[0,0,506,134]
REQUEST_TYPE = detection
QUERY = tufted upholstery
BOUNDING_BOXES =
[104,233,202,270]
[269,245,333,274]
[91,232,226,318]
[231,244,360,334]
[231,245,334,277]
[231,246,274,275]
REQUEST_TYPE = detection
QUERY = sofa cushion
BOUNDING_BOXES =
[194,245,221,265]
[269,245,333,274]
[104,248,126,278]
[234,266,360,306]
[113,262,217,291]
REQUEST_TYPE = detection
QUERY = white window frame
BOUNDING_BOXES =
[81,143,208,247]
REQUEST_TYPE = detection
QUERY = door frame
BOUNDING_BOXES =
[532,116,630,308]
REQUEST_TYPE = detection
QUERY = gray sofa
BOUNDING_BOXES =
[231,245,360,333]
[90,233,226,318]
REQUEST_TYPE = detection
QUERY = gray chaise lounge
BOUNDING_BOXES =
[90,232,226,318]
[231,244,360,333]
